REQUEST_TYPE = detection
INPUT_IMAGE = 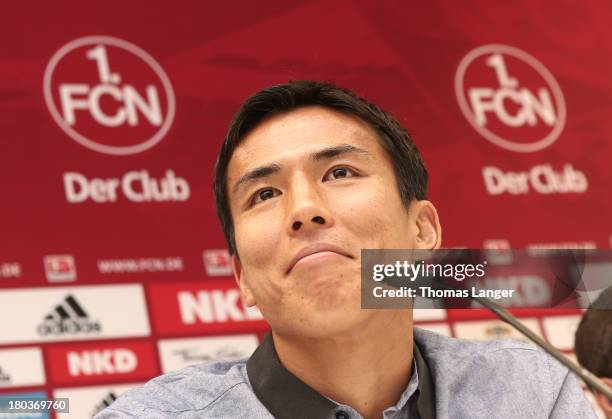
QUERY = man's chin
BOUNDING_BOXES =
[296,294,367,332]
[284,309,372,341]
[297,276,360,308]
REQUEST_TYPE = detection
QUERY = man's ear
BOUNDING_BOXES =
[231,254,257,307]
[412,200,442,249]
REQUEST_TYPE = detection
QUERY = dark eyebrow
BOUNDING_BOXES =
[232,144,372,195]
[232,163,281,194]
[310,144,372,162]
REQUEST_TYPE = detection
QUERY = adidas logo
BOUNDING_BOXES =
[37,294,102,336]
[0,366,10,383]
[92,391,117,417]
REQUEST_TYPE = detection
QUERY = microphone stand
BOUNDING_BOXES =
[450,284,612,401]
[379,249,612,400]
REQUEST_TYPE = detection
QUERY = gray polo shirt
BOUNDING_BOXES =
[95,328,597,418]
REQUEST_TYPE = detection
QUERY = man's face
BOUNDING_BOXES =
[227,106,439,338]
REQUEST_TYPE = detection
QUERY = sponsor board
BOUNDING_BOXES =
[202,250,232,277]
[482,243,514,265]
[0,285,149,345]
[0,348,45,388]
[43,36,175,156]
[482,163,587,195]
[542,315,582,351]
[44,255,76,283]
[471,274,554,308]
[46,340,158,385]
[54,383,140,419]
[482,239,511,250]
[453,318,542,344]
[0,392,49,418]
[0,262,21,279]
[97,256,184,275]
[148,280,268,336]
[63,169,190,203]
[413,309,447,322]
[158,334,259,373]
[527,241,597,250]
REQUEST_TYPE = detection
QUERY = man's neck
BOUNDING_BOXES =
[273,312,414,419]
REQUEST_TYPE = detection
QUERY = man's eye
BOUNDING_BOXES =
[324,166,357,181]
[251,188,279,205]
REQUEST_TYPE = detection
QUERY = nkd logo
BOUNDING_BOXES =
[43,36,175,155]
[38,295,102,336]
[178,290,264,324]
[68,349,137,377]
[455,44,566,152]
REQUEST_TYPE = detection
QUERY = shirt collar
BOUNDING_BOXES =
[246,333,435,419]
[414,340,436,419]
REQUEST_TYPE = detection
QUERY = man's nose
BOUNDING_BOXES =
[285,175,334,235]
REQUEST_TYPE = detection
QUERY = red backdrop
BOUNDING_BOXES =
[1,1,609,417]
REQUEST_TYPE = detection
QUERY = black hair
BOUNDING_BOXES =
[575,286,612,378]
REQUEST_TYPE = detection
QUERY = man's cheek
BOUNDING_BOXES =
[351,210,389,239]
[257,279,285,304]
[237,219,282,257]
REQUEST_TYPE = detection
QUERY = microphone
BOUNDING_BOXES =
[377,249,612,401]
[438,279,612,401]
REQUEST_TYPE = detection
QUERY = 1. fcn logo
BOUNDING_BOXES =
[43,36,175,156]
[455,44,566,153]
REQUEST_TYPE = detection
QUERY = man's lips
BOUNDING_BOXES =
[287,243,352,274]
